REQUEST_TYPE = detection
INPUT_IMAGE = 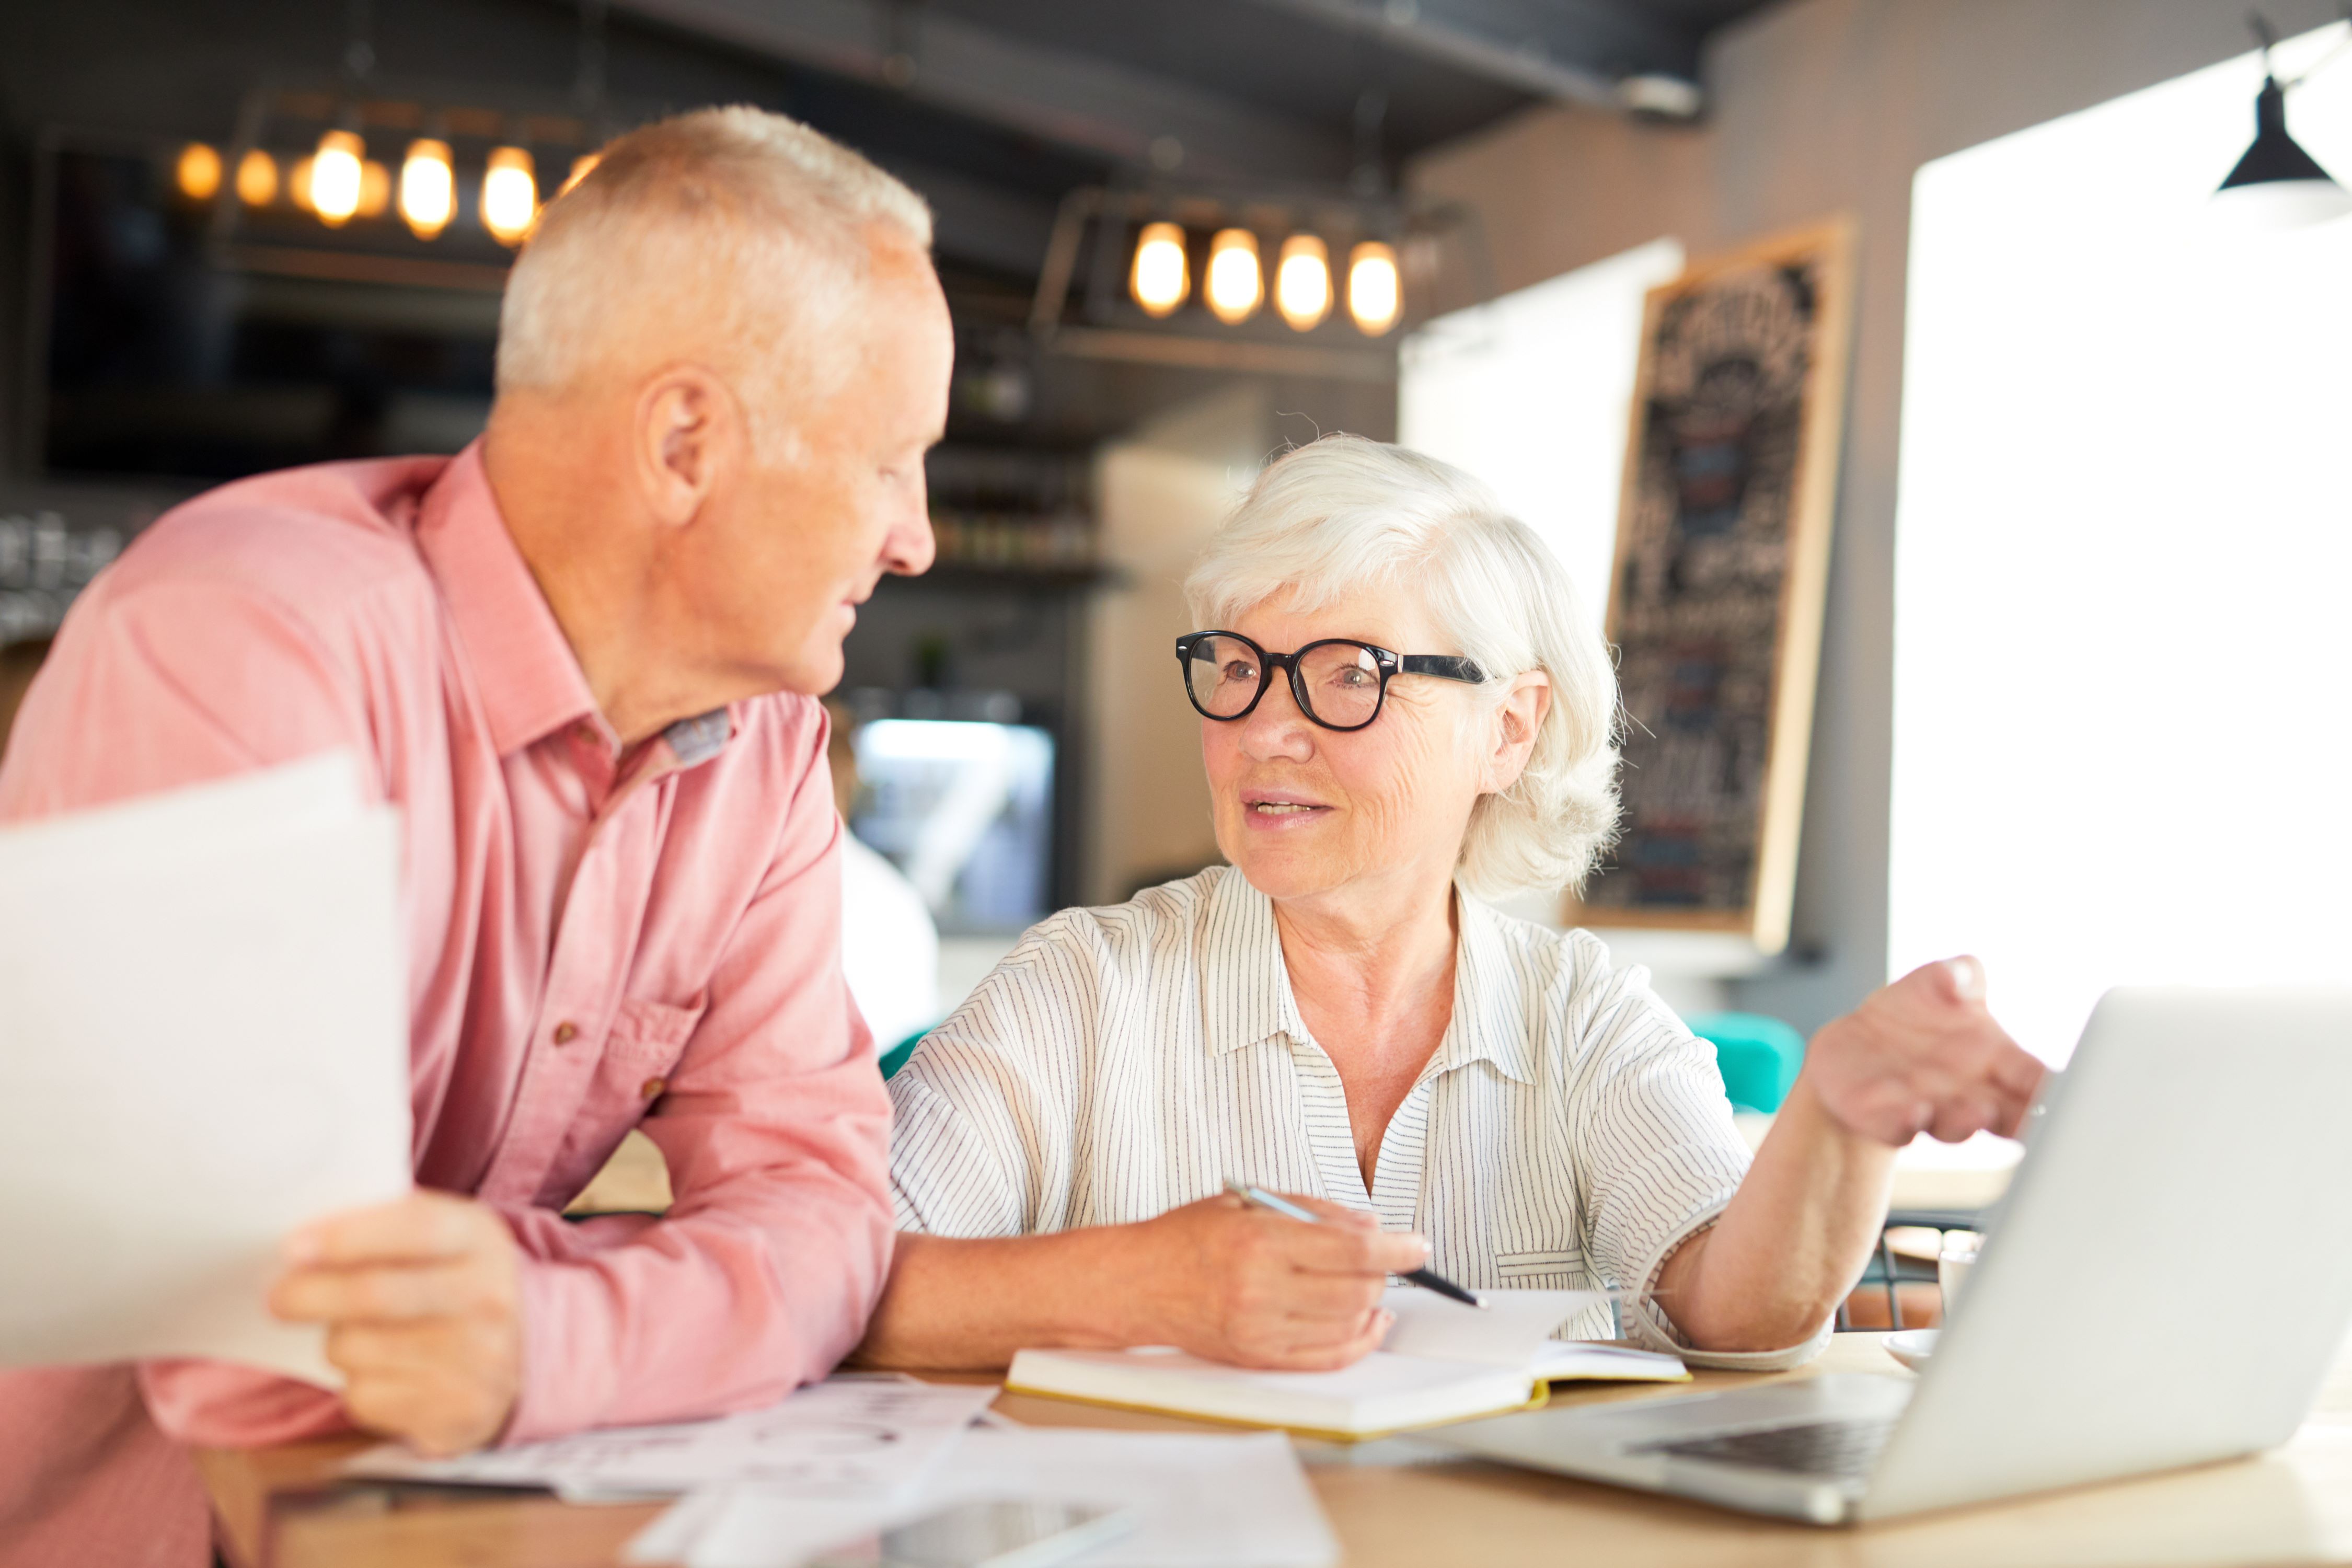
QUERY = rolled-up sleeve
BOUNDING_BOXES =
[493,735,894,1444]
[886,920,1096,1239]
[1566,950,1829,1371]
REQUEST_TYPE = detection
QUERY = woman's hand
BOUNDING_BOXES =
[1802,956,2046,1147]
[1126,1192,1425,1370]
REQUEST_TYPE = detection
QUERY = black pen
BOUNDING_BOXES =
[1224,1179,1487,1309]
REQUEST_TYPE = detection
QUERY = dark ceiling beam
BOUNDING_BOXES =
[883,158,1059,277]
[1237,0,1707,117]
[610,0,1353,181]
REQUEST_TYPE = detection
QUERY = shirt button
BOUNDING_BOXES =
[552,1021,580,1045]
[640,1076,666,1100]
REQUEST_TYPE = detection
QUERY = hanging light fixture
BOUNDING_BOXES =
[1129,221,1189,317]
[234,148,279,207]
[2212,14,2352,229]
[1205,228,1263,325]
[176,143,222,201]
[481,145,539,245]
[1346,240,1402,336]
[1274,234,1332,331]
[358,160,391,219]
[308,129,365,225]
[398,137,455,238]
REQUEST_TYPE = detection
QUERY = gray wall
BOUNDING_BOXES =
[1409,0,2344,1033]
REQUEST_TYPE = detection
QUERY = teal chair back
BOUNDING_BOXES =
[878,1028,927,1081]
[1683,1011,1805,1113]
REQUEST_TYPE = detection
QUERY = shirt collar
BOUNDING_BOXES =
[413,442,599,758]
[1198,866,1537,1087]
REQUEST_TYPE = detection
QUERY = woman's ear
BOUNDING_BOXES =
[1481,670,1551,794]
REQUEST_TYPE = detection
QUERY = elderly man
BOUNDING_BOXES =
[0,107,950,1565]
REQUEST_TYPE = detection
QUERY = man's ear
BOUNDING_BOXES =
[1482,670,1551,794]
[632,366,741,528]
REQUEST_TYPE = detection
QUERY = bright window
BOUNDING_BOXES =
[1399,237,1685,622]
[1889,23,2352,1062]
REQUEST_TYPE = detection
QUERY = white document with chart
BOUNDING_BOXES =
[0,752,411,1387]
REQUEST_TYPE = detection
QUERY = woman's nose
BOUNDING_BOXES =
[1238,675,1315,761]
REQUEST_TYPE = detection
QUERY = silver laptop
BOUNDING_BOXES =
[1435,987,2352,1524]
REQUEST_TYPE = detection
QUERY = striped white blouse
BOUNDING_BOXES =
[888,866,1828,1369]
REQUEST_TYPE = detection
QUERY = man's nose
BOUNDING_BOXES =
[880,488,936,577]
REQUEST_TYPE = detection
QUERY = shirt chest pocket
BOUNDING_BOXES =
[1491,1247,1589,1289]
[604,994,708,1083]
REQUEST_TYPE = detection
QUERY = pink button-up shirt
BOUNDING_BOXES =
[0,445,892,1565]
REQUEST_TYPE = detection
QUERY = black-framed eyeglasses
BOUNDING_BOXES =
[1175,630,1486,733]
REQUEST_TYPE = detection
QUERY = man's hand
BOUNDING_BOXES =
[1802,956,2048,1147]
[1126,1192,1425,1371]
[269,1190,524,1456]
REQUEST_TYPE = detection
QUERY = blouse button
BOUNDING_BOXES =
[552,1021,580,1045]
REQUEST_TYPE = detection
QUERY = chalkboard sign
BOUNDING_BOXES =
[1570,219,1855,954]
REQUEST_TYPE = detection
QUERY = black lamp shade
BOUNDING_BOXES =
[2219,77,2343,190]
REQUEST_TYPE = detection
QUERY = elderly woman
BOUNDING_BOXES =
[860,436,2042,1373]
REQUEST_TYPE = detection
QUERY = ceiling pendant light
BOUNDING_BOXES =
[308,129,366,226]
[1346,240,1402,336]
[1274,234,1332,331]
[358,160,391,219]
[1129,221,1189,317]
[234,148,279,207]
[1205,228,1263,325]
[176,143,222,201]
[2212,15,2352,229]
[481,145,539,245]
[398,137,455,239]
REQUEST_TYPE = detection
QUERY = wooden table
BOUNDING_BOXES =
[200,1332,2352,1568]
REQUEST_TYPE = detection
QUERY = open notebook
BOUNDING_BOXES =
[1006,1288,1687,1441]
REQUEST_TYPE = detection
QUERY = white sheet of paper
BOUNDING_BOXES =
[637,1428,1338,1568]
[0,754,411,1387]
[351,1377,1001,1499]
[1528,1340,1687,1381]
[1378,1286,1604,1368]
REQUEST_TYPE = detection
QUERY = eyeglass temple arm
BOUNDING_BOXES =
[1399,654,1486,683]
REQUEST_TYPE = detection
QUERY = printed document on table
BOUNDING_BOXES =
[352,1376,1002,1499]
[0,753,411,1388]
[633,1428,1339,1568]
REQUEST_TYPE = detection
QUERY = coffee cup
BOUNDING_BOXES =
[1939,1229,1984,1319]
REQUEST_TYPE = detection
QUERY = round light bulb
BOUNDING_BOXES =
[1274,234,1332,331]
[358,160,391,218]
[1205,228,1262,325]
[1129,221,1189,317]
[309,130,365,225]
[176,143,222,201]
[399,139,455,239]
[2209,179,2352,231]
[481,146,539,246]
[289,156,316,212]
[1347,240,1402,336]
[234,148,279,207]
[559,152,601,199]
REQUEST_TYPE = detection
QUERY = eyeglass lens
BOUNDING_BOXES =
[1184,635,1385,727]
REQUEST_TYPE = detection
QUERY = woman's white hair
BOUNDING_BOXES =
[1185,435,1620,896]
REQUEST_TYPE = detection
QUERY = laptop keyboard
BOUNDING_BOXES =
[1633,1417,1898,1479]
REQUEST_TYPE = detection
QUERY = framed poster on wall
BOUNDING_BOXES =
[1567,216,1857,954]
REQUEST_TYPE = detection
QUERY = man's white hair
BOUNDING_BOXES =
[497,106,931,416]
[1185,435,1621,896]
